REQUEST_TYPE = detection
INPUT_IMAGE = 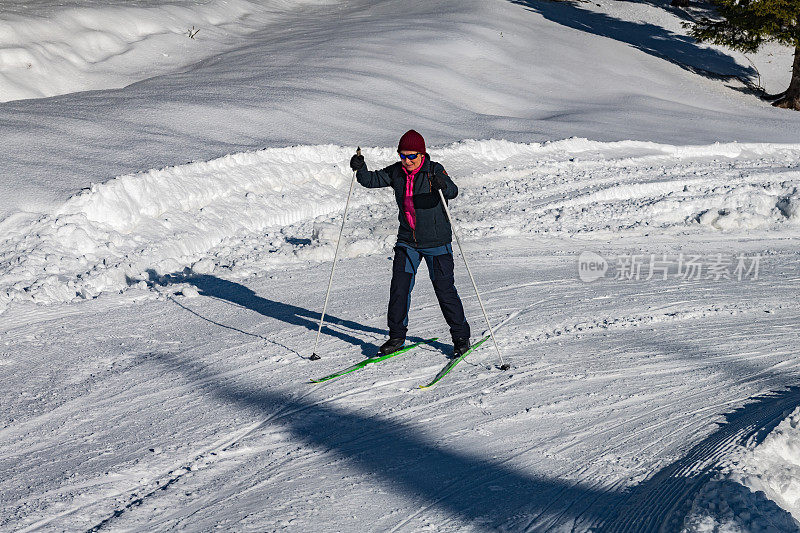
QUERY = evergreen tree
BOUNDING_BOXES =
[689,0,800,110]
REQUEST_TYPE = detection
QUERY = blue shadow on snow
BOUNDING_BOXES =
[114,348,800,531]
[132,271,449,358]
[509,0,755,82]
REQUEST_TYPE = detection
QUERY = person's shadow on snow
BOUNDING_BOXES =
[133,270,447,358]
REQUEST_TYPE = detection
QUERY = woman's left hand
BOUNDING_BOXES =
[430,174,447,192]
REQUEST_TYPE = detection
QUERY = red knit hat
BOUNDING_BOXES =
[398,130,426,154]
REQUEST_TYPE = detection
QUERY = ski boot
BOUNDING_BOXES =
[453,337,471,358]
[379,337,406,355]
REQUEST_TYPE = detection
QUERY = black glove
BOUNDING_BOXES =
[349,153,365,171]
[430,173,448,192]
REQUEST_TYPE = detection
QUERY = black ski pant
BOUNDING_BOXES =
[388,244,470,341]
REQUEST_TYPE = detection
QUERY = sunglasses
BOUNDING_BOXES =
[398,153,421,160]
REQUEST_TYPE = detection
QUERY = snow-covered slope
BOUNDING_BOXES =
[3,1,800,531]
[0,0,296,102]
[2,0,800,221]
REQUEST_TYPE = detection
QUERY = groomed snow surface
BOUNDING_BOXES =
[3,0,800,531]
[2,138,800,532]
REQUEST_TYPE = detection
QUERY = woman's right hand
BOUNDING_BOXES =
[349,153,365,171]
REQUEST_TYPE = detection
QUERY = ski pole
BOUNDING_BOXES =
[310,148,360,361]
[437,189,509,370]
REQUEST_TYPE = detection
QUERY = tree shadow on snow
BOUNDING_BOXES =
[131,270,449,358]
[137,348,800,531]
[584,0,716,23]
[509,0,757,86]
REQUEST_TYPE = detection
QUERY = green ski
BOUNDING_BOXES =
[419,334,491,389]
[310,338,438,383]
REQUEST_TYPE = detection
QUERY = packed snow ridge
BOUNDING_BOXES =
[0,138,798,315]
[684,405,800,532]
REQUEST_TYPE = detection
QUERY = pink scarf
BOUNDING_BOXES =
[402,155,425,231]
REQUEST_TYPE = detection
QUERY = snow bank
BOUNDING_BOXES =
[736,408,800,521]
[682,406,800,532]
[1,138,800,315]
[0,0,326,101]
[0,144,360,313]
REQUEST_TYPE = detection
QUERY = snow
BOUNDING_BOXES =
[682,405,800,532]
[4,234,800,531]
[742,409,800,521]
[0,0,276,102]
[2,138,798,316]
[3,0,800,530]
[3,0,800,221]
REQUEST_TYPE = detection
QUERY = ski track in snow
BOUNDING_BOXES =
[3,258,799,531]
[603,387,800,532]
[2,140,800,531]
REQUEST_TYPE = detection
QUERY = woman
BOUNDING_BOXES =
[350,130,471,356]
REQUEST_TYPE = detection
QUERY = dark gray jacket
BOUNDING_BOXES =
[356,155,458,248]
